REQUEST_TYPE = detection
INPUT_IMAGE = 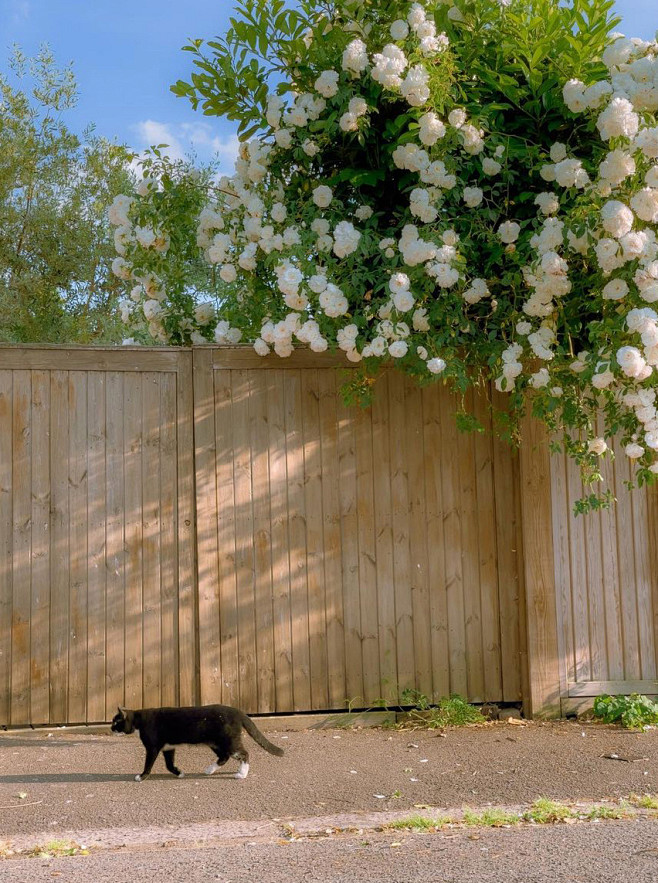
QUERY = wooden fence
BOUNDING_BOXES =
[193,348,526,714]
[0,348,197,727]
[0,344,655,725]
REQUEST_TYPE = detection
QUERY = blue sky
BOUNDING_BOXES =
[0,0,655,173]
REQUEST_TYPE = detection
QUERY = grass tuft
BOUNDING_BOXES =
[462,807,520,827]
[630,793,658,810]
[399,691,487,729]
[523,798,573,824]
[582,804,632,820]
[25,839,88,859]
[385,814,450,832]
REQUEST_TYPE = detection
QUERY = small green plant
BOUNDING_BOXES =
[463,808,520,827]
[26,840,88,858]
[523,798,573,824]
[582,804,630,820]
[399,692,487,729]
[385,814,450,832]
[400,688,431,711]
[630,794,658,810]
[592,693,658,730]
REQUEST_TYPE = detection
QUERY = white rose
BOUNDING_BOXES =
[427,357,446,374]
[312,185,333,208]
[498,221,521,244]
[588,438,608,456]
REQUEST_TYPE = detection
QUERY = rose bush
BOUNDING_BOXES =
[110,0,658,509]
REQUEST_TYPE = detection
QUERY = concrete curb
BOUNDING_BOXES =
[0,798,648,857]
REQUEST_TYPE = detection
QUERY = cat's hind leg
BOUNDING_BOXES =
[232,746,249,779]
[163,749,184,778]
[204,746,230,776]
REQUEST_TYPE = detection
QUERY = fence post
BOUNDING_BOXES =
[518,412,562,718]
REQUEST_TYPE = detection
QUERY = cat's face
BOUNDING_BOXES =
[111,707,136,734]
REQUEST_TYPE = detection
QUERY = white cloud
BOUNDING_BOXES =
[10,0,30,22]
[131,119,240,171]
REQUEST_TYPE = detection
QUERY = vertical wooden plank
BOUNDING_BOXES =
[105,373,125,716]
[421,382,449,702]
[123,372,143,710]
[251,369,276,712]
[546,440,572,702]
[214,367,238,706]
[599,443,624,681]
[388,371,415,697]
[141,372,161,707]
[566,453,591,683]
[519,413,561,718]
[194,350,221,704]
[318,370,346,709]
[473,390,502,701]
[648,483,658,677]
[615,454,641,679]
[370,373,398,704]
[87,372,106,722]
[439,388,467,697]
[301,370,329,710]
[491,391,525,702]
[268,369,294,711]
[631,473,656,679]
[159,372,178,706]
[457,389,484,702]
[404,377,433,699]
[284,370,311,711]
[12,371,31,725]
[584,452,606,683]
[0,372,13,727]
[354,396,379,705]
[68,372,88,723]
[30,371,50,724]
[176,352,198,706]
[233,370,257,712]
[50,371,70,723]
[337,391,363,704]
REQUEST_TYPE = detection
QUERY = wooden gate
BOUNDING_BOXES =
[550,445,658,713]
[193,348,527,715]
[0,348,197,726]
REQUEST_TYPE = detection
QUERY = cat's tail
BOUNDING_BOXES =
[240,714,284,756]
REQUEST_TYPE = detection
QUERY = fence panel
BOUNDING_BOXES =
[195,348,526,713]
[0,345,527,724]
[0,347,197,726]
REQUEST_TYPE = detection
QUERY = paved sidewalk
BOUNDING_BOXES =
[0,718,656,848]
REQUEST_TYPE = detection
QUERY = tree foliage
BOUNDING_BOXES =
[0,46,134,343]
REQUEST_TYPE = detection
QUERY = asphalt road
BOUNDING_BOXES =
[1,819,658,883]
[1,721,657,838]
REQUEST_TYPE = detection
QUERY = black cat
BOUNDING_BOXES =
[111,704,284,782]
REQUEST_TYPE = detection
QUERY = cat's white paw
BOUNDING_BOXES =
[135,774,142,782]
[204,763,219,776]
[176,771,185,778]
[234,762,249,779]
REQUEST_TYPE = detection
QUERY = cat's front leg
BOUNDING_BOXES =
[135,746,160,782]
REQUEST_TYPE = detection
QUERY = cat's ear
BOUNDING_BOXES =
[118,706,127,716]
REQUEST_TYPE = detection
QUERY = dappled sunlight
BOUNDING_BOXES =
[6,347,652,725]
